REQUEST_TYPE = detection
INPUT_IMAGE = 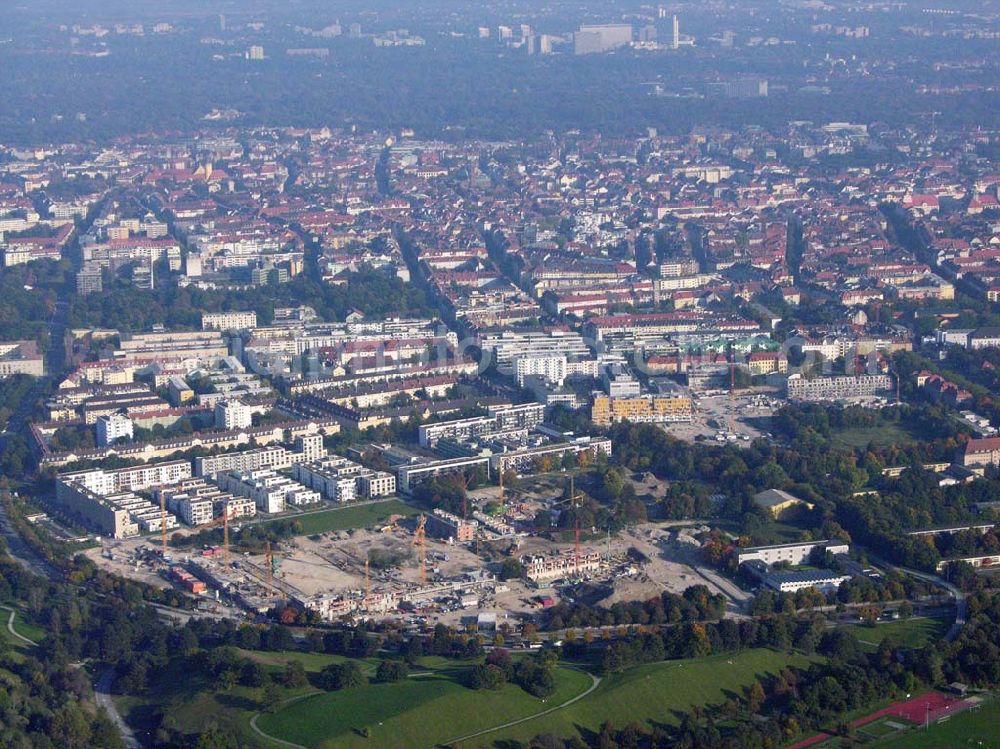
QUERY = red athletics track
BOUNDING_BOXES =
[785,691,973,749]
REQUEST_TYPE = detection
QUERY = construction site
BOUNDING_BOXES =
[80,463,748,626]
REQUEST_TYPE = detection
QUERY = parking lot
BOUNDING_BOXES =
[665,391,781,444]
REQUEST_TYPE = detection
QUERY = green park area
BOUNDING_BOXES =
[486,648,816,746]
[839,616,950,652]
[114,646,814,749]
[828,423,917,450]
[256,660,592,749]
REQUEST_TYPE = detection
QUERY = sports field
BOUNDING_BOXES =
[876,696,998,748]
[786,691,979,749]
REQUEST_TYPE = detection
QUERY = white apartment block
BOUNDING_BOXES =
[202,310,258,331]
[736,540,849,567]
[786,374,893,402]
[59,460,193,496]
[359,471,396,498]
[53,482,179,539]
[292,455,396,501]
[152,477,257,527]
[219,496,257,519]
[218,469,321,513]
[292,458,360,502]
[480,330,592,371]
[418,403,545,447]
[295,434,325,462]
[96,412,134,446]
[215,399,253,430]
[194,435,325,478]
[397,455,491,494]
[515,356,567,386]
[195,446,294,478]
[178,497,214,526]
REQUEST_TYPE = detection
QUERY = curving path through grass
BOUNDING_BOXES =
[0,604,36,646]
[437,670,603,748]
[250,692,319,749]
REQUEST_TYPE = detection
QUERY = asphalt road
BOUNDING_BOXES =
[869,554,967,643]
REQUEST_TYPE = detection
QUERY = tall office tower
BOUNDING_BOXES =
[219,14,226,32]
[672,15,680,50]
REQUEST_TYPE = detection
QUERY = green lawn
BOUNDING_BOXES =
[840,616,950,651]
[289,500,420,536]
[754,519,813,544]
[488,648,816,746]
[255,662,593,749]
[829,424,915,449]
[872,696,998,748]
[239,648,381,675]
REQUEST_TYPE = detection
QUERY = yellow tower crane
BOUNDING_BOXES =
[413,515,427,586]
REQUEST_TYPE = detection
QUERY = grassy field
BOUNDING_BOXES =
[488,648,816,746]
[255,661,593,749]
[840,616,950,651]
[239,648,384,676]
[829,424,916,449]
[286,499,419,536]
[872,696,999,748]
[113,642,815,749]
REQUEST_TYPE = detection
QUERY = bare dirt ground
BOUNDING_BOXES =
[83,540,173,589]
[614,525,750,613]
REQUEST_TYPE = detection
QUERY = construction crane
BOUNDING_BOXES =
[194,506,236,566]
[456,470,475,520]
[413,515,427,586]
[263,540,291,599]
[498,467,505,516]
[160,493,169,559]
[569,474,581,577]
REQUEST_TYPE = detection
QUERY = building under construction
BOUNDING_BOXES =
[523,550,604,582]
[426,508,478,542]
